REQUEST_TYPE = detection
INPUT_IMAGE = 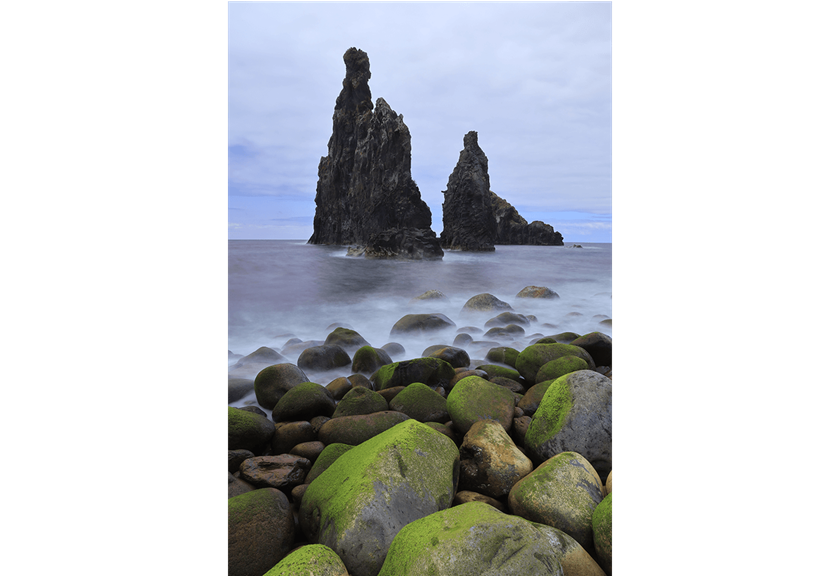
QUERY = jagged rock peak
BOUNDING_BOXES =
[440,131,496,252]
[490,190,564,246]
[308,48,441,258]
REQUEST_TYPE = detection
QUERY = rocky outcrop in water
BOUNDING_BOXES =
[308,48,442,259]
[490,191,564,246]
[440,131,497,251]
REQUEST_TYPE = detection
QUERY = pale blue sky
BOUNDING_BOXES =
[229,1,612,242]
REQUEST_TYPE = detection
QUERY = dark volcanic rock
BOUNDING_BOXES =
[308,48,442,258]
[490,191,564,246]
[440,131,496,251]
[362,227,444,260]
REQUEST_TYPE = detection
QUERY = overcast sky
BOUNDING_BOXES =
[229,1,612,242]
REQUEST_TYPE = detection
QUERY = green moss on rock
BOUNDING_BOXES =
[523,375,573,448]
[262,543,348,576]
[592,492,612,575]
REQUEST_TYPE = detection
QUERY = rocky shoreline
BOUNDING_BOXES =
[229,286,612,576]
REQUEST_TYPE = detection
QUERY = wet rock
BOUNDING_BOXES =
[371,357,456,391]
[483,323,526,339]
[490,376,525,395]
[388,381,449,424]
[380,342,405,359]
[452,332,473,347]
[446,375,516,435]
[378,502,603,576]
[238,455,312,491]
[524,370,612,482]
[300,419,460,576]
[475,363,523,383]
[305,442,354,484]
[485,346,520,367]
[362,227,444,260]
[411,289,448,301]
[229,407,275,454]
[570,331,612,368]
[516,285,561,299]
[229,488,296,576]
[592,493,612,575]
[452,490,508,513]
[389,313,456,336]
[290,441,326,463]
[351,345,393,375]
[325,376,353,401]
[254,363,310,410]
[272,382,335,423]
[228,472,255,499]
[332,386,389,418]
[229,449,255,473]
[270,421,316,456]
[509,451,605,558]
[439,131,496,251]
[450,369,489,387]
[484,311,531,328]
[317,411,410,446]
[458,419,532,498]
[229,378,255,403]
[262,544,350,576]
[461,293,513,313]
[514,342,596,385]
[534,355,590,384]
[229,346,285,373]
[296,345,352,373]
[425,345,470,368]
[323,326,370,354]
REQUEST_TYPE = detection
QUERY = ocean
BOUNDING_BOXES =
[229,240,611,397]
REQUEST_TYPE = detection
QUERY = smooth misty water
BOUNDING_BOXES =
[229,241,611,384]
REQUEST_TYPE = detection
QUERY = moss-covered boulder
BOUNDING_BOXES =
[514,343,596,385]
[271,382,335,423]
[323,326,370,354]
[304,442,354,484]
[389,313,456,336]
[458,419,532,498]
[534,355,589,384]
[484,311,530,328]
[411,289,448,301]
[425,346,470,368]
[325,376,353,401]
[515,285,560,299]
[230,346,286,375]
[238,454,312,491]
[263,543,350,576]
[484,324,526,339]
[592,492,612,575]
[524,370,612,482]
[229,407,275,454]
[296,345,352,373]
[351,345,393,375]
[317,411,410,446]
[254,363,310,410]
[388,381,449,423]
[299,419,460,576]
[508,451,605,557]
[485,346,519,367]
[332,386,389,418]
[371,357,456,391]
[378,501,605,576]
[570,332,612,368]
[228,488,295,576]
[461,292,513,313]
[476,363,523,382]
[446,375,516,435]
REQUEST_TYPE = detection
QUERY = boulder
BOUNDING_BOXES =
[317,411,410,446]
[305,442,355,484]
[570,332,612,368]
[228,472,255,499]
[371,357,456,391]
[439,131,497,251]
[290,441,325,463]
[229,449,255,473]
[228,407,275,454]
[262,544,350,576]
[446,375,516,435]
[238,455,312,492]
[508,451,605,557]
[592,493,612,575]
[324,327,370,353]
[332,385,389,418]
[228,377,255,403]
[461,293,513,313]
[485,312,531,328]
[254,363,310,410]
[516,285,560,299]
[229,346,286,373]
[325,376,353,401]
[514,342,596,385]
[388,381,449,423]
[524,370,612,482]
[425,345,470,368]
[270,421,316,456]
[351,345,393,374]
[228,488,296,576]
[517,379,554,417]
[308,48,438,253]
[452,490,507,513]
[380,342,406,359]
[296,345,351,373]
[483,324,526,339]
[378,501,603,576]
[412,289,448,301]
[605,470,612,494]
[475,363,523,383]
[389,313,456,336]
[300,419,460,576]
[485,346,520,367]
[458,419,532,498]
[534,355,590,384]
[272,382,335,423]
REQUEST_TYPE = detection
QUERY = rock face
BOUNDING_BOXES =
[309,48,442,258]
[440,131,497,251]
[490,190,565,245]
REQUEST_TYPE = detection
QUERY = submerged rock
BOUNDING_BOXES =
[440,131,497,251]
[361,227,444,260]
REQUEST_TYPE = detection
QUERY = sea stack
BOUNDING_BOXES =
[308,48,442,259]
[439,131,497,251]
[490,191,564,246]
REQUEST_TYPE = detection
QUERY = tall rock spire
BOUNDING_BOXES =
[308,48,438,258]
